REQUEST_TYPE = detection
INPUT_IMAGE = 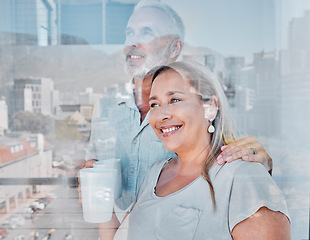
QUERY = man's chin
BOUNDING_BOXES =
[125,64,148,80]
[133,67,151,80]
[125,64,140,77]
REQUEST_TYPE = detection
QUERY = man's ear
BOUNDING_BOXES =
[203,95,219,121]
[169,38,183,59]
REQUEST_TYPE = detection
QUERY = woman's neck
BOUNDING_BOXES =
[175,144,211,176]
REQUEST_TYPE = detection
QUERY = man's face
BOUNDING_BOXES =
[123,7,176,79]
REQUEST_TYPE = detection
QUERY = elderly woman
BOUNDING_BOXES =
[114,61,290,240]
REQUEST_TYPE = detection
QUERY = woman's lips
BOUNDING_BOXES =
[160,125,182,137]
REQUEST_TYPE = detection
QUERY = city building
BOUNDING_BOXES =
[60,0,136,45]
[282,10,310,145]
[0,133,53,216]
[233,66,257,135]
[79,87,103,106]
[180,44,225,76]
[0,0,58,46]
[0,0,137,46]
[275,11,310,239]
[0,97,8,135]
[56,104,78,122]
[51,90,60,115]
[224,57,245,89]
[252,51,281,137]
[226,52,281,138]
[80,105,95,122]
[55,105,91,140]
[9,77,57,117]
[182,54,216,72]
[288,10,310,74]
[223,56,245,108]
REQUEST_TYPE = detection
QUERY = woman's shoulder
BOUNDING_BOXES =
[215,159,272,182]
[221,161,289,231]
[222,158,268,173]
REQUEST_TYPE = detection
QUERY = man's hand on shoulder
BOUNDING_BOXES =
[216,136,273,174]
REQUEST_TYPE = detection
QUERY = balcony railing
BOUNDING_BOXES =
[0,177,78,187]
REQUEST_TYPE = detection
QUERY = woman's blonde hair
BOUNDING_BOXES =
[152,61,239,209]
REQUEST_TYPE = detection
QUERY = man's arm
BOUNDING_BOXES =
[217,136,273,174]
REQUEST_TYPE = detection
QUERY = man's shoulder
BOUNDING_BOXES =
[99,93,132,106]
[95,93,134,118]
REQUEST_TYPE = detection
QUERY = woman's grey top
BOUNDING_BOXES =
[114,158,289,240]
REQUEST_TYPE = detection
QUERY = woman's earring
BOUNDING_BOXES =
[208,119,215,133]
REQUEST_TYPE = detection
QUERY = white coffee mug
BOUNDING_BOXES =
[93,158,122,199]
[79,168,117,223]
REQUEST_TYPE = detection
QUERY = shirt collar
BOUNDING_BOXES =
[117,91,137,110]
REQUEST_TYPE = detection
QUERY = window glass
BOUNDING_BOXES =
[0,1,309,239]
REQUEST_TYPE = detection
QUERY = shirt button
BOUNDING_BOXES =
[129,197,133,202]
[132,139,137,144]
[135,112,139,118]
[130,169,135,173]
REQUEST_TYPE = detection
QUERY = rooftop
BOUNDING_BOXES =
[0,134,53,167]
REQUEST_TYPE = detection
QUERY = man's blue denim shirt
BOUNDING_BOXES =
[86,92,175,210]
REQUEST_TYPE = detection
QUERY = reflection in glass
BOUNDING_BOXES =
[0,0,309,239]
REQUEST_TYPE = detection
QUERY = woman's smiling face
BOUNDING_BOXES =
[148,69,210,154]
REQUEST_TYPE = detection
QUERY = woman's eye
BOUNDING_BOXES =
[171,98,181,104]
[150,103,159,108]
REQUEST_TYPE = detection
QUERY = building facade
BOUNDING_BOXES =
[0,134,53,216]
[0,0,58,46]
[10,77,56,117]
[0,97,8,135]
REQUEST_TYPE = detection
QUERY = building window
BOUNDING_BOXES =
[18,192,23,204]
[0,201,6,215]
[26,187,31,198]
[10,146,15,153]
[14,145,19,152]
[9,196,15,210]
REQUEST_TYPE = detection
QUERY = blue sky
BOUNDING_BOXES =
[162,0,310,61]
[164,0,277,60]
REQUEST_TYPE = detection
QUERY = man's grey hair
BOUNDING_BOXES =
[134,0,185,41]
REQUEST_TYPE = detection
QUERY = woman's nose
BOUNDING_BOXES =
[159,104,172,121]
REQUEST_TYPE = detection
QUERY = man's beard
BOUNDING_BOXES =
[124,43,171,80]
